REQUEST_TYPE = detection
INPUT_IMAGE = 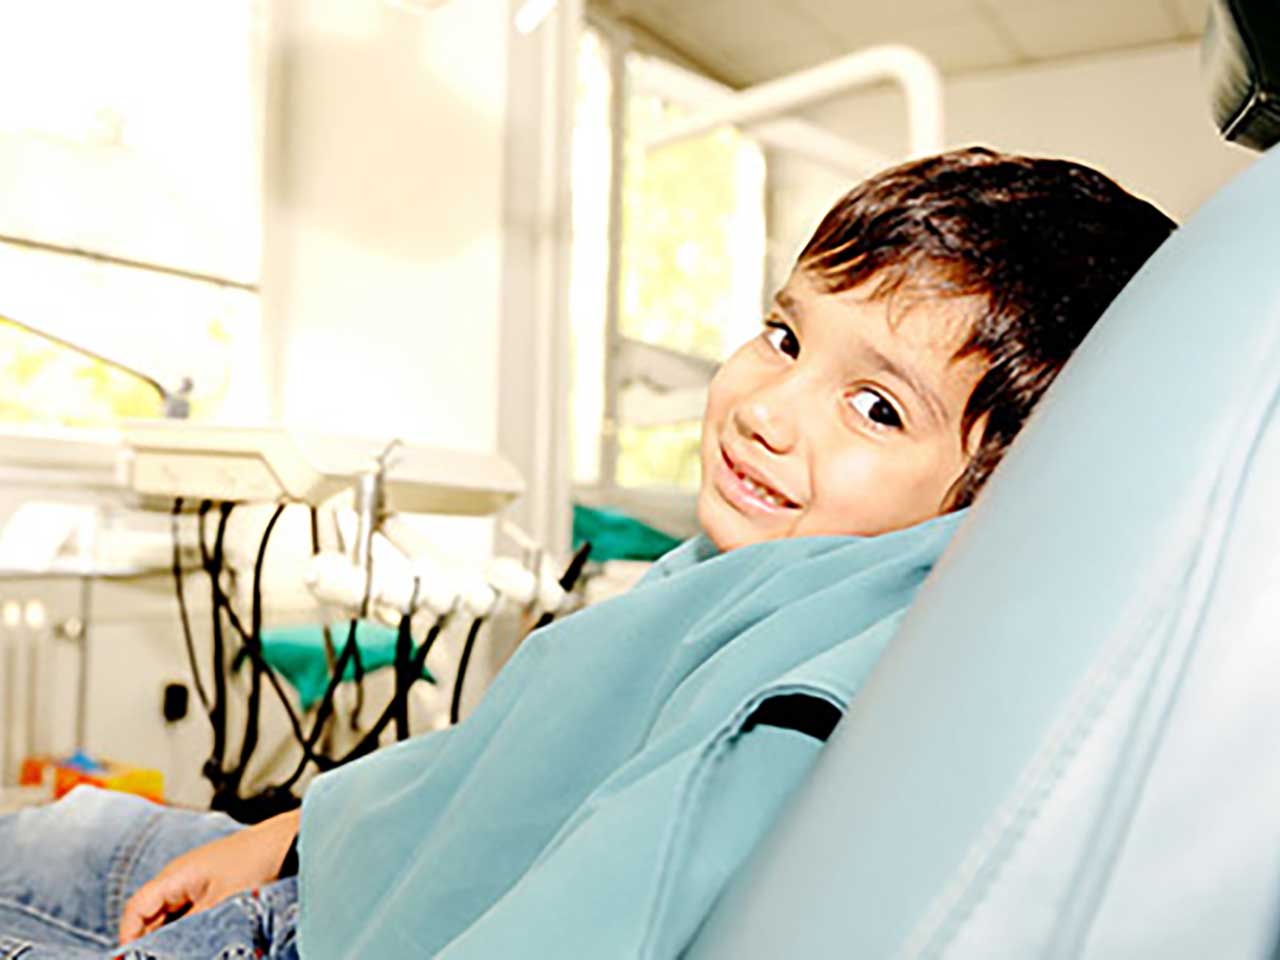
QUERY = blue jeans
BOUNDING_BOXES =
[0,787,300,960]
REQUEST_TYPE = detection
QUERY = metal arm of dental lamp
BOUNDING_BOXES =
[645,44,944,163]
[352,439,402,618]
[1,311,193,418]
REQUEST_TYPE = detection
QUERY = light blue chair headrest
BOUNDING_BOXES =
[689,146,1280,958]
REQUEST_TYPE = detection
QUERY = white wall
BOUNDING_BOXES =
[261,0,508,460]
[768,42,1257,291]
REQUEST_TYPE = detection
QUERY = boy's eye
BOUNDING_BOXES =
[763,321,799,359]
[849,387,904,430]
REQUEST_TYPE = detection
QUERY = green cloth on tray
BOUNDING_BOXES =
[572,503,682,562]
[260,621,434,710]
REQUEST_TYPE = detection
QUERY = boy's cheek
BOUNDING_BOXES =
[700,377,735,467]
[703,370,733,423]
[705,345,761,416]
[696,492,759,553]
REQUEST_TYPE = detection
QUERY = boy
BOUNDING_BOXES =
[0,148,1174,959]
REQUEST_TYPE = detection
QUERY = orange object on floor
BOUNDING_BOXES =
[22,752,164,803]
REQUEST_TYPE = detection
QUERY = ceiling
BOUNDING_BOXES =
[588,0,1211,87]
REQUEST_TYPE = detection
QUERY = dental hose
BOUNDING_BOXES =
[224,502,287,800]
[171,499,210,715]
[531,541,593,632]
[193,504,327,819]
[449,616,487,725]
[336,614,454,764]
[393,614,412,741]
[201,501,234,790]
[273,618,362,793]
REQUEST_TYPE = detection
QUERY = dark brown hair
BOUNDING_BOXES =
[798,146,1176,508]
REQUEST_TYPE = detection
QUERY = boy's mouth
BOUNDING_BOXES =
[718,446,800,512]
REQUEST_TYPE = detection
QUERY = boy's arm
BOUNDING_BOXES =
[118,807,301,945]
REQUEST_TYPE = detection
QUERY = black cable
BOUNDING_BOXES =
[349,628,366,730]
[274,603,442,792]
[559,541,593,592]
[189,502,360,809]
[202,503,324,810]
[197,501,253,645]
[338,616,452,764]
[221,611,328,769]
[393,611,414,741]
[226,503,287,795]
[450,616,486,725]
[308,506,322,553]
[171,499,210,713]
[203,502,233,786]
[194,504,320,780]
[274,619,361,792]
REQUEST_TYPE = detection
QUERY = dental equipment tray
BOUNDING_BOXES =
[121,422,524,514]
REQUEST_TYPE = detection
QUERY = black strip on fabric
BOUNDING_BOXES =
[741,694,841,742]
[278,836,300,878]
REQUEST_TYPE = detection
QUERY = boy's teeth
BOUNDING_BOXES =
[738,471,787,507]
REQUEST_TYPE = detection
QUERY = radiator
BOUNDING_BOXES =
[1,596,38,785]
[0,579,78,791]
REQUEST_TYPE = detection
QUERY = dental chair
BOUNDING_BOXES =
[688,1,1280,956]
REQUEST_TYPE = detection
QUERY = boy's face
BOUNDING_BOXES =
[697,268,988,552]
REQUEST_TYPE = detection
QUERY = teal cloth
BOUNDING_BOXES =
[572,502,683,561]
[259,621,432,711]
[298,512,963,958]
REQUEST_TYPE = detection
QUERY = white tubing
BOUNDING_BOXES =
[306,552,366,609]
[485,557,538,607]
[458,574,498,619]
[632,53,890,177]
[646,45,944,160]
[536,554,567,613]
[371,601,406,629]
[538,578,567,615]
[308,550,458,618]
[374,570,418,615]
[407,563,460,617]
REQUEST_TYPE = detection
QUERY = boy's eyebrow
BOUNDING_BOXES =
[863,343,947,427]
[773,290,802,320]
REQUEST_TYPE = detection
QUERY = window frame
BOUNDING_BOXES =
[573,19,767,539]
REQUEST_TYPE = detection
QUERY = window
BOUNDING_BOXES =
[0,1,266,427]
[570,28,766,525]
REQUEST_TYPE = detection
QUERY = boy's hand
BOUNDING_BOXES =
[118,808,301,945]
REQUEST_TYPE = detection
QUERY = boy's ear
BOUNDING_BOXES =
[939,412,991,513]
[961,410,989,459]
[939,468,971,514]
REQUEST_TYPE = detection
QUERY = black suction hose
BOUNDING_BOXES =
[339,615,452,763]
[449,616,486,725]
[532,541,593,631]
[225,503,287,796]
[171,499,210,714]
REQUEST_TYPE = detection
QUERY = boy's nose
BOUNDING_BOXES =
[732,390,797,455]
